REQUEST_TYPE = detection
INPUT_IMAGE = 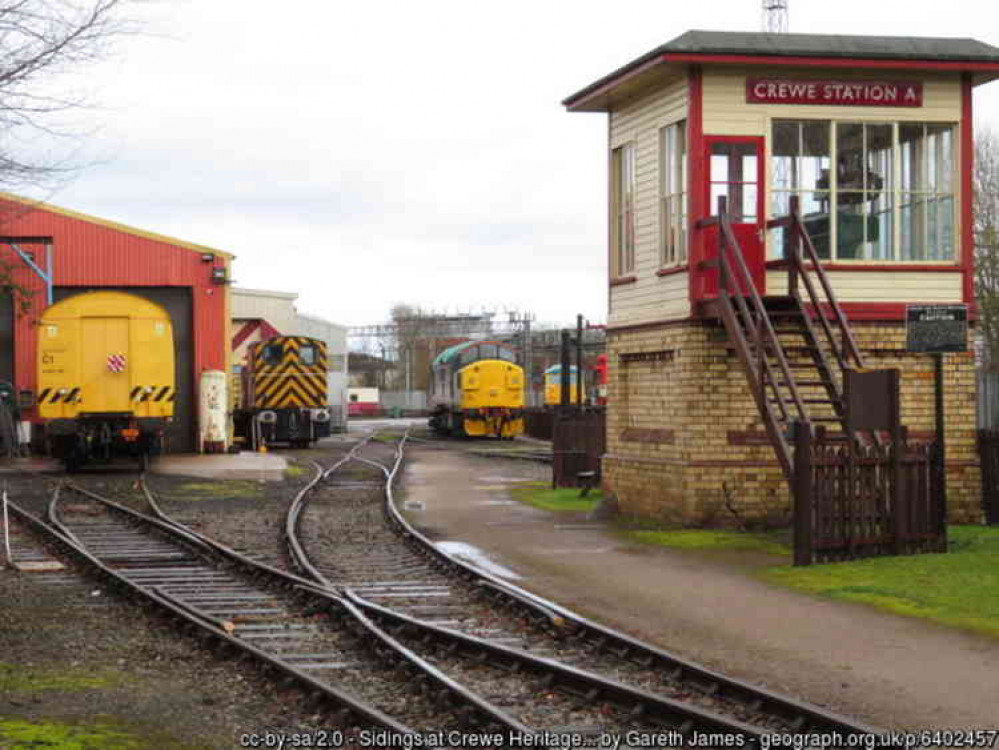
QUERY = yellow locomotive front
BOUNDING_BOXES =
[236,335,331,448]
[457,359,524,437]
[37,291,175,470]
[429,340,524,438]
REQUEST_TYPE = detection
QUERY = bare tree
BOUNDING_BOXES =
[0,0,129,188]
[0,0,131,309]
[975,129,999,366]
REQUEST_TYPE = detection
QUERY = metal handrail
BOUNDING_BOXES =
[712,196,808,424]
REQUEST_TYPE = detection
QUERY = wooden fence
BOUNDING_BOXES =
[524,409,555,441]
[793,427,946,565]
[979,430,999,525]
[552,410,605,488]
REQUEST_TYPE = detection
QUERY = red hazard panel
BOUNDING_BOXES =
[107,353,127,373]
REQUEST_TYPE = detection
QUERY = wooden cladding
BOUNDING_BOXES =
[620,427,675,444]
[619,349,676,364]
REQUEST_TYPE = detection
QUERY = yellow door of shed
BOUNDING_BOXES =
[82,317,130,413]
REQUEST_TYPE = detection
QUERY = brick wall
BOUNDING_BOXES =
[604,319,981,525]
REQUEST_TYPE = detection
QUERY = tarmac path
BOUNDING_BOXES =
[399,445,999,731]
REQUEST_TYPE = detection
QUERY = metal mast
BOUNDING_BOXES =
[762,0,789,33]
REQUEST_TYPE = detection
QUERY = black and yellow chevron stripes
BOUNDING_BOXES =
[250,336,327,409]
[38,387,80,404]
[129,385,177,403]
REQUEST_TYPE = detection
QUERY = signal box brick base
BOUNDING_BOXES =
[603,321,980,525]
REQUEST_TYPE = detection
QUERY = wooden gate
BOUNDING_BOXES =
[552,410,605,488]
[792,426,946,565]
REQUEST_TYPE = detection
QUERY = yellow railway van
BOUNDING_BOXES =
[37,291,175,470]
[234,335,331,448]
[543,364,582,407]
[428,340,524,438]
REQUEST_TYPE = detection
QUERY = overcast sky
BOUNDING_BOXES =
[19,0,999,329]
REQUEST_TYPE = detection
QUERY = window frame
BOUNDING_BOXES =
[659,119,688,268]
[767,118,958,264]
[611,142,636,278]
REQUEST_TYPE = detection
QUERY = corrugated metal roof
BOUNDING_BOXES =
[0,192,233,259]
[564,30,999,109]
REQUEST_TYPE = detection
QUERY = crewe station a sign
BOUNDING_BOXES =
[746,79,923,107]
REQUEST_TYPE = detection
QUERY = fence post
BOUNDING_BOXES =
[889,369,906,555]
[793,421,813,566]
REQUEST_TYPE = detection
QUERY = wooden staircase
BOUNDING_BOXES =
[699,196,866,480]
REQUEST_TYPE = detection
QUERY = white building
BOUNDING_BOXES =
[231,287,348,431]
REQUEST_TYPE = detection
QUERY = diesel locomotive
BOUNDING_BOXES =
[428,340,524,438]
[37,291,175,471]
[234,335,331,449]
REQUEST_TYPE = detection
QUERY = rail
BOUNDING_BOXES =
[767,195,866,373]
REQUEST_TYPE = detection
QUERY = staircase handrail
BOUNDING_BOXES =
[702,196,809,427]
[767,196,866,371]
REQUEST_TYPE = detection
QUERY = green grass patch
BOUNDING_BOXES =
[173,480,263,500]
[510,482,601,513]
[0,663,126,694]
[0,718,208,750]
[621,529,791,556]
[762,525,999,637]
[0,719,140,750]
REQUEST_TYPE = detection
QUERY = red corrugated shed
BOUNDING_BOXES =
[0,193,233,427]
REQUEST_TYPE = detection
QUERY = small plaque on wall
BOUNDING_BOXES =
[905,305,968,353]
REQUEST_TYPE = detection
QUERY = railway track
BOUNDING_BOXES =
[3,435,879,745]
[6,481,543,744]
[275,433,878,742]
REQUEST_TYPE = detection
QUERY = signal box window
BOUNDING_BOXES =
[300,345,318,366]
[612,143,636,277]
[660,120,687,267]
[262,344,283,365]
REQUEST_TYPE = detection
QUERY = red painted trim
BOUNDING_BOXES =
[663,52,999,73]
[687,67,704,309]
[656,265,689,277]
[961,73,975,312]
[610,275,637,287]
[836,302,976,321]
[764,259,963,273]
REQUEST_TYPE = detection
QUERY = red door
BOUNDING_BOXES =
[696,136,765,301]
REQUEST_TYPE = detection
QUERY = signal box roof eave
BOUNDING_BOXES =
[564,30,999,112]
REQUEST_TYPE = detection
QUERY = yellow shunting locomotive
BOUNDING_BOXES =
[37,291,175,470]
[234,335,331,448]
[429,340,524,438]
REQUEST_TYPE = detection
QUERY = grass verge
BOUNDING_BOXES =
[620,528,790,556]
[510,482,601,513]
[762,525,999,637]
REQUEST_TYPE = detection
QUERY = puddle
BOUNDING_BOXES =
[435,541,522,580]
[403,500,425,511]
[476,476,530,484]
[477,500,515,506]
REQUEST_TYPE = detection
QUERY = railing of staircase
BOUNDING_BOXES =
[699,195,804,477]
[767,195,866,372]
